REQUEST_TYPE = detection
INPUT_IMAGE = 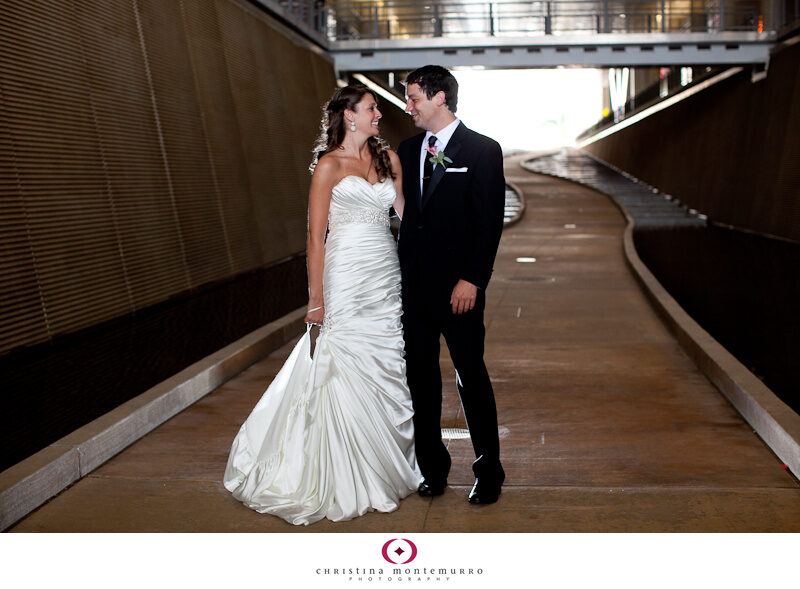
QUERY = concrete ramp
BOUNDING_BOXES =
[9,155,799,532]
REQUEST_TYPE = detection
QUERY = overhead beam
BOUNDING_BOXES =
[331,32,775,71]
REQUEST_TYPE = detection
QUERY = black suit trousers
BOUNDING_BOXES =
[402,288,504,485]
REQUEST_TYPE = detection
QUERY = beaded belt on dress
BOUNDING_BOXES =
[328,208,390,228]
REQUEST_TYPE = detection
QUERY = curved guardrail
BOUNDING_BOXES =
[503,182,525,226]
[521,149,800,479]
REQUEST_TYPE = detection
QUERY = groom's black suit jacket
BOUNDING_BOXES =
[397,122,506,299]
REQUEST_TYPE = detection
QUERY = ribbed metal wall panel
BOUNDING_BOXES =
[0,0,337,355]
[180,0,264,275]
[218,1,294,261]
[2,1,136,349]
[136,0,232,289]
[584,40,800,242]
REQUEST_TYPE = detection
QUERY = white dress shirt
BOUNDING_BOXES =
[419,117,461,194]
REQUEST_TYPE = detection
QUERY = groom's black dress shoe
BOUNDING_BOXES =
[467,478,502,504]
[418,480,446,497]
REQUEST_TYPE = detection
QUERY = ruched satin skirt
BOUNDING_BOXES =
[223,220,422,525]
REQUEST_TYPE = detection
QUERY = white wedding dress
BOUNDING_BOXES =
[223,175,422,525]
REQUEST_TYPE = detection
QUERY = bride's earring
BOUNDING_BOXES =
[349,119,356,132]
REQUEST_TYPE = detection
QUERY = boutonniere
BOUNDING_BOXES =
[426,145,453,170]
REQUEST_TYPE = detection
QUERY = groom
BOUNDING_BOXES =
[397,65,506,504]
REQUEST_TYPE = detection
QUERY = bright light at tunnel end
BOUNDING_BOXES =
[452,68,604,152]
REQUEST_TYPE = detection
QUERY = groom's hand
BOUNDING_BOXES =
[451,279,478,314]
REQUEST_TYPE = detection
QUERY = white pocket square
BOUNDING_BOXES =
[445,167,468,173]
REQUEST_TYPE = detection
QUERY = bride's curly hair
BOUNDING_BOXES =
[309,85,395,181]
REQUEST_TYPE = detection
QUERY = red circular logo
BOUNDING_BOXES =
[381,538,418,564]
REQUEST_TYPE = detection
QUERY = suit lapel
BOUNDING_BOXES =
[407,133,424,212]
[421,122,467,210]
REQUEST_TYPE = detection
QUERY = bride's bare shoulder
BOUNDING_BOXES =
[313,152,342,184]
[386,149,402,174]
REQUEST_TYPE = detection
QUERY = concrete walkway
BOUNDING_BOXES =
[10,155,800,532]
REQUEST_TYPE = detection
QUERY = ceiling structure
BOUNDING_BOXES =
[257,0,782,69]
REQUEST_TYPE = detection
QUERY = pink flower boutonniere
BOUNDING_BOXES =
[426,145,453,170]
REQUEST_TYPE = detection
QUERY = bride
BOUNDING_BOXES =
[223,85,422,525]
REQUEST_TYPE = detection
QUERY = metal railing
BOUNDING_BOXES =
[329,1,762,40]
[271,0,798,42]
[271,0,330,33]
[578,65,727,139]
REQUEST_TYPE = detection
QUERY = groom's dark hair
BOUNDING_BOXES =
[405,65,458,113]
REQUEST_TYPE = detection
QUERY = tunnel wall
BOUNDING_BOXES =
[0,0,371,357]
[0,0,419,471]
[583,39,800,243]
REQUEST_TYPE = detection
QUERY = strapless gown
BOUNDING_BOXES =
[223,175,422,525]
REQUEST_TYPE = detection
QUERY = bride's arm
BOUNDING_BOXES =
[305,157,336,324]
[388,150,405,219]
